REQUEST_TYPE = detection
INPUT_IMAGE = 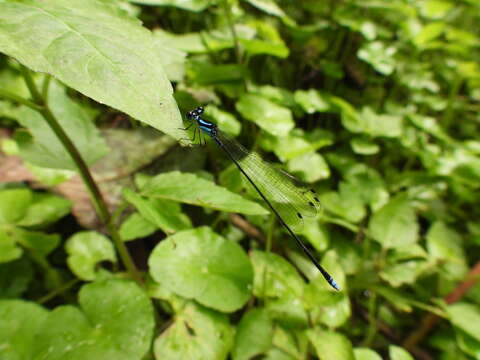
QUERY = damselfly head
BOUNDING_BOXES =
[186,106,205,120]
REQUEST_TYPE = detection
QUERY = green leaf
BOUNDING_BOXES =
[154,301,234,360]
[149,227,253,312]
[380,260,429,287]
[12,228,61,258]
[369,194,419,249]
[0,258,33,298]
[123,188,192,235]
[420,1,454,19]
[270,326,305,359]
[206,105,242,136]
[187,61,246,85]
[268,128,334,161]
[307,329,355,360]
[243,0,294,25]
[320,184,366,223]
[413,22,446,47]
[313,291,351,328]
[0,0,183,140]
[0,188,32,224]
[287,152,330,182]
[354,348,382,360]
[265,296,308,328]
[141,171,268,216]
[119,212,157,242]
[240,38,289,58]
[358,107,403,138]
[152,32,186,82]
[131,0,212,12]
[350,138,380,155]
[66,231,116,281]
[357,41,397,75]
[0,228,22,264]
[16,192,71,227]
[301,220,330,252]
[294,89,331,114]
[0,300,48,360]
[13,81,109,170]
[388,345,414,360]
[236,94,294,137]
[427,221,467,265]
[154,28,235,54]
[34,279,154,360]
[232,308,273,360]
[447,303,480,342]
[344,166,389,211]
[250,250,304,299]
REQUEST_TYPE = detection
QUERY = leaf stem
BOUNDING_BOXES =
[0,89,42,111]
[19,66,142,284]
[37,278,80,304]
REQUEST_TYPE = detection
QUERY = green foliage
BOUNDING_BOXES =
[1,0,479,359]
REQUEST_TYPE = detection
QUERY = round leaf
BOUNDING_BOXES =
[154,301,234,360]
[34,279,154,360]
[307,329,355,360]
[369,194,418,249]
[66,231,116,281]
[149,227,253,312]
[236,94,294,137]
[0,300,48,360]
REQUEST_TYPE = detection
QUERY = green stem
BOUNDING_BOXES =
[37,278,80,304]
[363,291,378,346]
[443,76,463,127]
[19,66,142,284]
[0,89,42,111]
[222,0,248,93]
[41,74,52,101]
[222,0,241,65]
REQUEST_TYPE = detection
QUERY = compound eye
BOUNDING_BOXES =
[197,106,204,114]
[186,111,193,119]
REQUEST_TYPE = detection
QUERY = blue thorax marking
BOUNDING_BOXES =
[195,116,217,137]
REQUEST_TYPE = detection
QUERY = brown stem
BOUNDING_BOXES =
[402,261,480,350]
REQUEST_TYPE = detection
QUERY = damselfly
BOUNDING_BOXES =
[184,106,339,291]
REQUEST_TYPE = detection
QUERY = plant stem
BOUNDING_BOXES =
[0,89,42,111]
[37,278,80,304]
[19,66,142,284]
[222,0,241,65]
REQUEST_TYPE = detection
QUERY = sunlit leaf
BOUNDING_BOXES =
[369,194,418,249]
[287,152,330,182]
[149,227,253,312]
[236,94,294,137]
[307,329,355,360]
[358,41,397,75]
[123,188,192,235]
[354,348,382,360]
[0,188,32,225]
[66,231,116,281]
[0,300,48,359]
[119,212,157,242]
[130,0,212,12]
[389,345,414,360]
[232,308,273,360]
[34,280,154,359]
[0,0,184,140]
[154,301,234,360]
[140,171,268,215]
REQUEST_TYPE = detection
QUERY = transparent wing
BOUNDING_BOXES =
[216,131,321,232]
